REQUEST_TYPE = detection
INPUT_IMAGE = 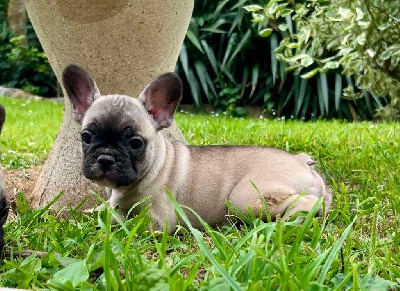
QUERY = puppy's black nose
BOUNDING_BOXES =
[97,155,115,171]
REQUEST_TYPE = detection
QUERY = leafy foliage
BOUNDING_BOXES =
[248,0,400,120]
[0,3,57,97]
[177,0,386,119]
[177,0,262,117]
[0,0,390,119]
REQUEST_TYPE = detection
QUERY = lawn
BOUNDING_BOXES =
[0,97,399,290]
[0,97,63,169]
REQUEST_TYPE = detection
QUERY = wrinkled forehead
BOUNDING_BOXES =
[82,95,156,136]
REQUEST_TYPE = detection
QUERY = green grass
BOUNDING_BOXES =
[0,97,63,169]
[1,99,400,290]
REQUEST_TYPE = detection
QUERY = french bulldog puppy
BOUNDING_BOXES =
[63,65,332,232]
[0,104,9,253]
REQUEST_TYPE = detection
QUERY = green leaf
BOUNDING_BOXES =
[226,30,251,67]
[270,34,279,84]
[355,7,364,21]
[186,30,204,54]
[222,32,237,68]
[259,28,273,37]
[286,42,300,49]
[131,268,168,291]
[286,53,311,62]
[16,191,30,214]
[268,2,279,15]
[244,5,263,12]
[295,78,308,116]
[278,24,288,32]
[300,68,319,79]
[324,61,340,70]
[251,13,266,23]
[202,19,227,34]
[361,275,397,290]
[251,63,260,97]
[201,40,218,74]
[56,256,79,267]
[301,57,314,67]
[285,15,294,35]
[50,260,89,287]
[318,73,329,114]
[379,50,392,61]
[281,9,293,17]
[194,61,211,99]
[187,69,202,106]
[334,74,342,111]
[332,274,398,290]
[179,44,189,76]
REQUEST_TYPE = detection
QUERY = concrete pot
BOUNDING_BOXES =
[25,0,193,208]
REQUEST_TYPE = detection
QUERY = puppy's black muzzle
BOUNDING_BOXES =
[97,155,116,171]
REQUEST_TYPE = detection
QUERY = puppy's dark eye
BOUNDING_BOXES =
[81,131,92,145]
[130,137,143,150]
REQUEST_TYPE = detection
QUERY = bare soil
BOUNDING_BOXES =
[2,166,41,218]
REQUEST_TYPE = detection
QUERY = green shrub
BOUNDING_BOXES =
[176,0,386,119]
[0,0,389,119]
[0,3,57,97]
[247,0,399,120]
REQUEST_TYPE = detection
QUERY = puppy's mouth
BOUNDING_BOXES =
[83,154,138,188]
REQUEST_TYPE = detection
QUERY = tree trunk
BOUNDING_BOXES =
[24,0,193,209]
[7,0,26,43]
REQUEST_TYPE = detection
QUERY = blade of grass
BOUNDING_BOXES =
[169,253,201,276]
[225,200,252,225]
[165,189,242,291]
[288,197,322,259]
[22,191,65,229]
[317,217,356,285]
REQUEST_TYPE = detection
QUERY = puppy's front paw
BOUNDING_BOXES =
[84,203,106,213]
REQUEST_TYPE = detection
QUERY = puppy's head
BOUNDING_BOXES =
[62,65,182,188]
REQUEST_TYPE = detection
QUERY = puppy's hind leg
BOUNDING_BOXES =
[276,194,320,220]
[228,183,297,220]
[229,182,326,222]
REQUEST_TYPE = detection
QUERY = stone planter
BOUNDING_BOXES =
[25,0,193,209]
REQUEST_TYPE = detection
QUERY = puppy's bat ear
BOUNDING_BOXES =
[0,104,5,136]
[139,73,182,129]
[62,65,100,123]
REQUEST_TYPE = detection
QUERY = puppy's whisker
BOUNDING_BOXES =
[148,146,160,149]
